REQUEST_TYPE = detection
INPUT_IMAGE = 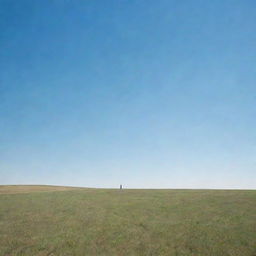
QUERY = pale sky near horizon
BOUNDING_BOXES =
[1,0,256,189]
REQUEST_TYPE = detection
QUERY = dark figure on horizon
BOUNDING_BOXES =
[120,184,122,190]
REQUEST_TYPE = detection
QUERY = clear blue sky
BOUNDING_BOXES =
[1,0,255,189]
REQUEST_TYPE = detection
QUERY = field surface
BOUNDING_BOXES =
[0,186,255,256]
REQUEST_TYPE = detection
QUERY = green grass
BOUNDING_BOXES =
[0,186,255,255]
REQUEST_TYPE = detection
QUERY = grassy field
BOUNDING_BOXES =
[0,186,255,256]
[0,185,84,195]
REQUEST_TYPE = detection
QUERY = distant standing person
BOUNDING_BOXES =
[120,184,122,190]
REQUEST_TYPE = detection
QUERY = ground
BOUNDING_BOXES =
[0,186,255,256]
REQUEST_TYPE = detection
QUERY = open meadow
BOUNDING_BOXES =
[0,186,255,256]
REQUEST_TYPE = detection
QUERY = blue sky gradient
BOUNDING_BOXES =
[1,0,256,188]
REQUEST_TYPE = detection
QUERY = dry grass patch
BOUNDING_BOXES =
[0,185,84,194]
